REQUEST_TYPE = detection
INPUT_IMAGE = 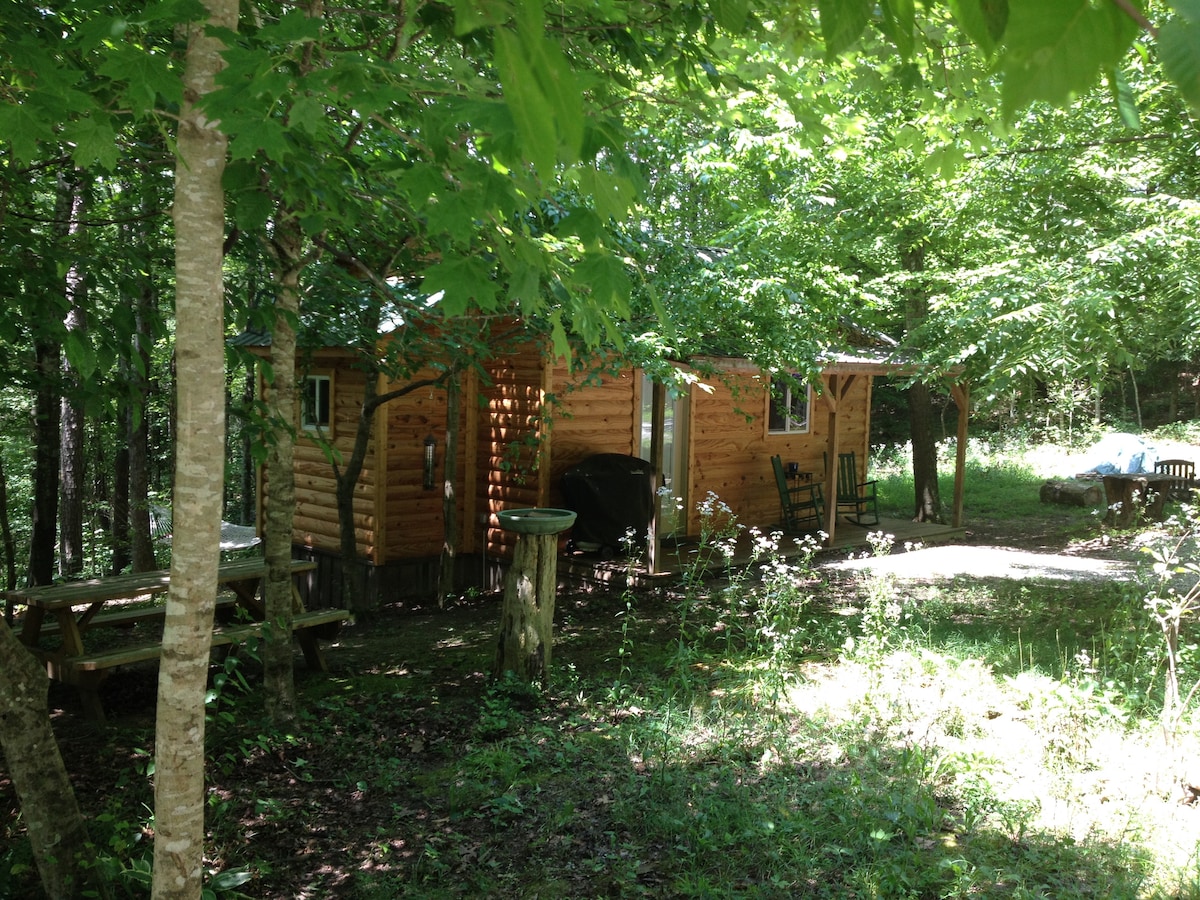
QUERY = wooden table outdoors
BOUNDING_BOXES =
[1101,471,1175,528]
[3,557,348,721]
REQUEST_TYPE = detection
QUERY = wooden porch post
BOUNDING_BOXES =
[822,374,841,547]
[647,380,666,575]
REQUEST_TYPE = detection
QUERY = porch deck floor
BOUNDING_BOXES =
[560,516,968,589]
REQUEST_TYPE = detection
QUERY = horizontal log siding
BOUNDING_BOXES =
[381,366,456,561]
[685,370,873,536]
[480,344,545,557]
[289,361,379,560]
[544,363,639,506]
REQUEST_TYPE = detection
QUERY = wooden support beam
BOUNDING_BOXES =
[647,380,666,575]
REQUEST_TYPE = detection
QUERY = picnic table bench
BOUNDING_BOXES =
[1101,471,1174,528]
[3,557,349,721]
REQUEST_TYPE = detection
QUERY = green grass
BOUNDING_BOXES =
[9,430,1200,898]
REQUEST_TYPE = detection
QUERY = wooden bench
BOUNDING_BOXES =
[34,596,240,640]
[5,558,334,721]
[48,608,350,721]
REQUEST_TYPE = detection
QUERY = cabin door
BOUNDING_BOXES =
[640,375,689,537]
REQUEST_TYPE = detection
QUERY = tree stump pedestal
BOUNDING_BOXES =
[494,509,576,685]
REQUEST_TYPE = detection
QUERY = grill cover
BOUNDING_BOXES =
[561,453,655,554]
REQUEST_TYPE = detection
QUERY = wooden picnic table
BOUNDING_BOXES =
[1101,471,1175,528]
[3,557,348,721]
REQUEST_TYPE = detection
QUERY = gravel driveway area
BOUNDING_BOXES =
[822,544,1136,582]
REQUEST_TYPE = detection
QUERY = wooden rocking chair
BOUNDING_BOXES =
[771,455,824,532]
[825,451,879,526]
[1154,459,1196,501]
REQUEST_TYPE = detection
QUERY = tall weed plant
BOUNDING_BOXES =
[1139,507,1200,734]
[672,493,827,680]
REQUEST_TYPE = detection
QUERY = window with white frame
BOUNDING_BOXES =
[301,374,332,432]
[768,377,810,434]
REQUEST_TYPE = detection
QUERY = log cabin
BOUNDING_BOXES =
[245,329,956,608]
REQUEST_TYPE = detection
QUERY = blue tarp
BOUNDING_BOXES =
[1079,434,1160,475]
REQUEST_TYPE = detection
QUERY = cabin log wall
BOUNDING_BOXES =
[279,357,380,561]
[381,364,458,561]
[684,368,873,536]
[480,343,545,558]
[544,362,639,503]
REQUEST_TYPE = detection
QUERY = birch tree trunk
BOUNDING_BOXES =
[59,176,88,579]
[151,1,236,896]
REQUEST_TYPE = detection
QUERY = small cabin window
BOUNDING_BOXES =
[768,378,810,434]
[301,374,332,433]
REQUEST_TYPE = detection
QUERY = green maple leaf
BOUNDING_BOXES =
[423,255,500,316]
[999,0,1137,118]
[228,116,292,162]
[575,251,631,317]
[0,104,53,163]
[287,94,325,135]
[494,28,556,179]
[949,0,1009,56]
[64,113,119,170]
[99,45,181,114]
[713,0,750,32]
[1160,10,1200,111]
[818,0,871,57]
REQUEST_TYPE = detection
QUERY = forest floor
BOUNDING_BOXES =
[4,468,1197,898]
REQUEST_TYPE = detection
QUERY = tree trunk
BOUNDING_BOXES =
[59,173,89,578]
[28,173,74,586]
[438,375,461,604]
[59,217,88,578]
[239,366,256,524]
[129,273,156,573]
[0,621,93,898]
[30,336,61,586]
[900,231,941,523]
[1129,365,1143,429]
[151,2,236,896]
[0,455,16,608]
[112,405,131,575]
[908,381,941,522]
[494,533,558,684]
[336,370,378,613]
[262,214,304,725]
